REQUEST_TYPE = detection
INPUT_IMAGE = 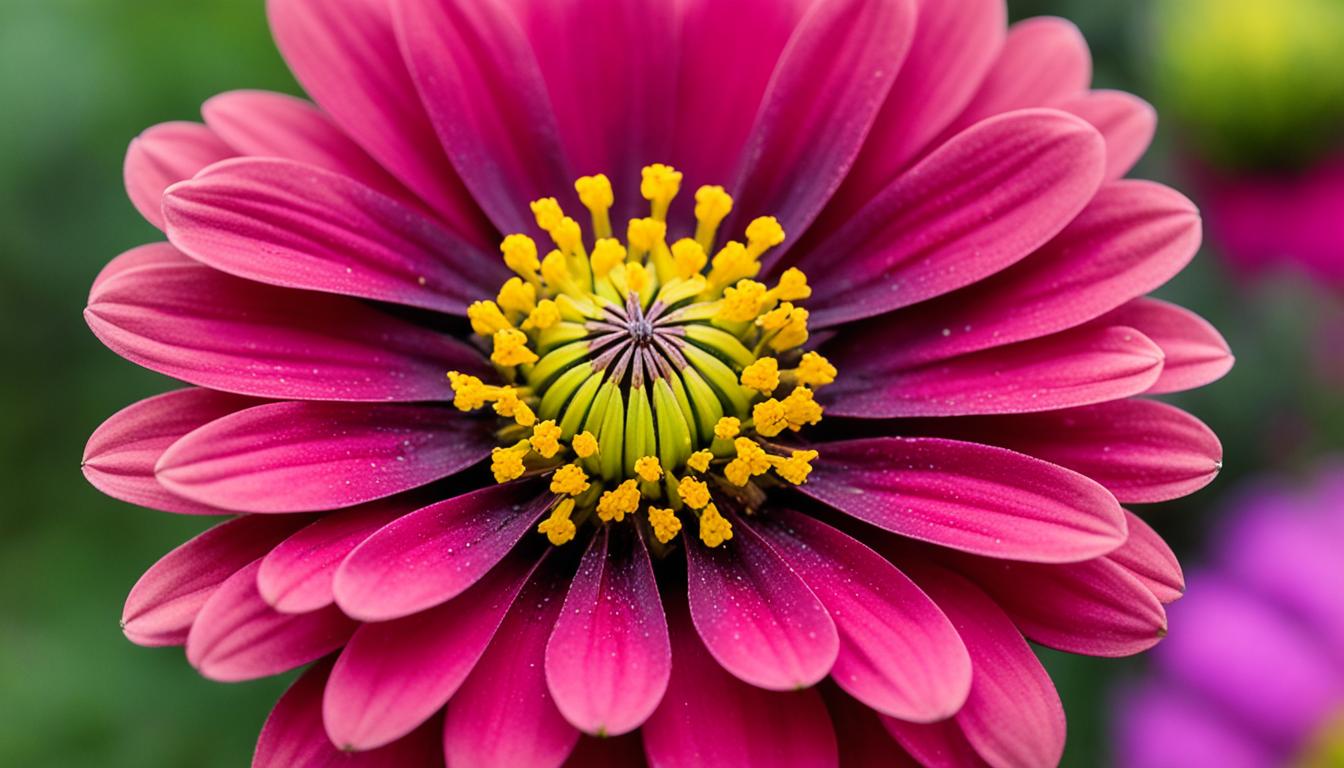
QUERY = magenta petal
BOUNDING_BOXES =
[124,121,234,230]
[253,658,443,768]
[163,158,505,314]
[546,525,670,736]
[1094,298,1234,394]
[562,735,649,768]
[825,323,1163,418]
[752,509,971,722]
[685,509,838,690]
[90,242,189,297]
[258,501,410,613]
[185,559,356,682]
[730,0,915,265]
[1059,90,1157,181]
[85,251,484,401]
[443,559,579,768]
[855,180,1201,369]
[155,401,490,513]
[881,716,990,768]
[122,514,311,647]
[393,0,570,234]
[802,109,1106,327]
[333,481,549,621]
[823,686,923,768]
[267,0,489,241]
[82,387,260,515]
[642,602,839,768]
[803,438,1126,563]
[1108,511,1185,605]
[889,566,1065,768]
[323,549,540,751]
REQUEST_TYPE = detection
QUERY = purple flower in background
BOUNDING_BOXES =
[1115,462,1344,768]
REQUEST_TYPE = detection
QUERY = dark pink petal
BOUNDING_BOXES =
[1058,90,1157,181]
[122,514,311,647]
[563,734,649,768]
[443,559,578,768]
[155,401,491,513]
[1108,511,1185,604]
[825,323,1163,418]
[822,686,922,768]
[267,0,490,241]
[85,252,484,401]
[546,525,670,736]
[943,16,1091,134]
[802,109,1106,327]
[881,717,989,768]
[752,509,970,722]
[393,0,570,234]
[334,481,549,621]
[853,180,1200,368]
[253,659,443,768]
[686,509,839,690]
[730,0,916,265]
[643,602,839,768]
[1094,298,1234,394]
[887,565,1065,768]
[258,501,411,613]
[954,552,1167,657]
[124,121,234,230]
[323,550,540,751]
[922,399,1223,504]
[802,438,1126,563]
[164,158,505,314]
[202,90,415,209]
[83,387,260,515]
[185,559,356,682]
[89,242,188,297]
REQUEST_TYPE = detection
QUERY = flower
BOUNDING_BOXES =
[83,1,1233,765]
[1114,462,1344,768]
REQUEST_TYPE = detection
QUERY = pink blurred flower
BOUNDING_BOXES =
[1115,463,1344,768]
[83,1,1230,766]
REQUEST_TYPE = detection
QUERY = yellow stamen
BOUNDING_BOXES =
[751,398,788,437]
[648,506,682,544]
[781,386,823,430]
[771,268,811,302]
[716,279,768,323]
[740,357,780,394]
[491,442,529,483]
[493,387,536,427]
[678,476,711,509]
[501,234,541,280]
[624,262,650,298]
[796,351,837,387]
[572,430,599,458]
[550,463,591,496]
[694,185,733,252]
[627,217,667,261]
[713,417,741,441]
[541,249,573,288]
[447,371,488,411]
[641,163,683,221]
[745,216,785,260]
[524,299,560,330]
[497,277,536,315]
[537,498,577,545]
[769,307,810,352]
[699,503,733,547]
[491,328,538,367]
[687,450,713,473]
[552,216,584,256]
[530,420,563,458]
[635,456,663,483]
[596,479,641,522]
[530,197,565,232]
[756,302,795,331]
[467,300,511,336]
[769,449,818,485]
[671,238,708,280]
[708,241,760,288]
[590,238,627,279]
[575,174,614,239]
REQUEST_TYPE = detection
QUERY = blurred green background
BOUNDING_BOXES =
[0,1,1339,766]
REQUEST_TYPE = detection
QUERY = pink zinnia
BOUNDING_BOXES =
[83,1,1232,765]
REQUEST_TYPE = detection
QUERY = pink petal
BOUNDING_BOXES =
[643,601,839,768]
[163,158,505,314]
[686,508,838,690]
[253,659,443,768]
[802,437,1126,563]
[730,0,916,265]
[922,399,1223,504]
[333,481,549,621]
[82,387,260,515]
[84,250,484,401]
[201,89,417,212]
[822,686,923,768]
[443,558,579,768]
[546,525,670,736]
[392,0,570,234]
[943,16,1091,135]
[1094,298,1234,394]
[185,559,356,682]
[258,501,412,613]
[853,180,1200,368]
[824,323,1164,418]
[887,565,1065,768]
[752,509,971,722]
[801,109,1106,327]
[124,121,234,230]
[563,735,649,768]
[1058,90,1157,181]
[323,549,541,750]
[89,241,188,297]
[155,401,491,513]
[881,717,989,768]
[122,514,311,647]
[1108,511,1185,605]
[267,0,490,241]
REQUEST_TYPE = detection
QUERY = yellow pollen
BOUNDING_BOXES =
[641,164,683,221]
[745,216,786,259]
[708,241,760,287]
[627,217,667,258]
[751,398,788,437]
[635,456,663,483]
[796,351,837,387]
[671,238,708,280]
[550,463,591,496]
[770,449,818,485]
[648,506,682,544]
[524,299,560,330]
[530,197,565,232]
[781,386,823,430]
[757,302,794,331]
[537,498,577,545]
[492,387,536,427]
[491,443,529,483]
[491,328,538,366]
[447,371,487,411]
[497,277,536,315]
[735,437,771,475]
[717,279,768,323]
[698,503,733,547]
[529,420,563,458]
[769,307,810,352]
[575,174,614,238]
[772,268,811,302]
[467,300,511,336]
[552,216,584,256]
[694,185,733,251]
[687,450,713,473]
[740,357,780,394]
[590,238,627,278]
[713,417,741,441]
[597,479,641,522]
[501,234,540,277]
[572,431,599,458]
[677,476,711,509]
[541,249,572,286]
[624,262,650,297]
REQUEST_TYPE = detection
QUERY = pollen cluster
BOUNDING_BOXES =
[446,165,835,549]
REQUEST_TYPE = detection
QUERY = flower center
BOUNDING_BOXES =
[447,164,836,550]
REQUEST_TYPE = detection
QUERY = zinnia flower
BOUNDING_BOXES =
[83,0,1232,765]
[1114,462,1344,768]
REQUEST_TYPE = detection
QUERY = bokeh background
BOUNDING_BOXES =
[0,1,1339,765]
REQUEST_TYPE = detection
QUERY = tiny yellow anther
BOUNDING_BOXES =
[768,307,810,352]
[694,185,733,251]
[531,197,565,232]
[717,279,768,323]
[627,217,668,258]
[524,299,560,330]
[497,277,536,315]
[740,357,780,394]
[698,503,733,547]
[678,476,711,509]
[756,302,794,331]
[781,387,823,430]
[491,442,529,483]
[772,267,811,302]
[467,300,512,336]
[590,238,627,279]
[752,398,788,437]
[796,351,837,387]
[493,387,536,427]
[541,249,573,287]
[641,163,683,221]
[537,498,577,545]
[491,328,538,367]
[501,234,540,277]
[770,449,819,485]
[447,371,488,411]
[530,420,563,459]
[575,174,614,238]
[550,463,591,496]
[745,216,786,259]
[648,506,682,544]
[596,479,641,522]
[624,262,650,297]
[552,216,584,256]
[670,238,708,280]
[572,431,599,458]
[635,456,663,483]
[735,437,771,476]
[687,450,713,473]
[708,241,760,287]
[714,417,741,441]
